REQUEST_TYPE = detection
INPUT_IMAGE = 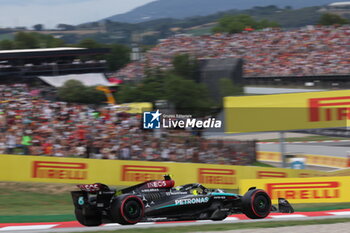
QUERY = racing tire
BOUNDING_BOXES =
[110,195,144,225]
[75,207,102,227]
[241,189,271,219]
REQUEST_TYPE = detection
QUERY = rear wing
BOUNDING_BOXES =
[120,180,175,194]
[76,183,112,193]
[71,183,115,209]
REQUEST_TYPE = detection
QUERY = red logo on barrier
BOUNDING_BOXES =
[121,165,168,182]
[257,171,287,179]
[198,168,235,185]
[309,96,350,122]
[266,182,340,199]
[32,161,87,180]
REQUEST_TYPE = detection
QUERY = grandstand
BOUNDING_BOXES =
[0,84,256,165]
[0,47,110,83]
[116,25,350,88]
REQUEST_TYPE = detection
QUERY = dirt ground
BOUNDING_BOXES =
[0,182,78,194]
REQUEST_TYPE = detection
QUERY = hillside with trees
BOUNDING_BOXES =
[0,5,340,46]
[73,6,325,45]
[104,0,336,23]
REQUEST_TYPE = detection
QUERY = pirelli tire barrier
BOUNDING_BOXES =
[258,151,348,168]
[1,154,347,190]
[239,176,350,204]
[224,90,350,133]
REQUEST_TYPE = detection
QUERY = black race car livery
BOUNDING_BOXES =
[71,176,294,226]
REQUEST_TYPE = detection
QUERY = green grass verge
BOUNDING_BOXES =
[0,190,73,215]
[259,135,347,143]
[291,202,350,212]
[68,218,350,233]
[251,161,275,167]
[0,189,75,223]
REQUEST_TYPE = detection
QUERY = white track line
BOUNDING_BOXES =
[270,214,306,219]
[0,225,58,231]
[196,220,213,223]
[327,211,350,216]
[223,217,240,221]
[105,222,153,226]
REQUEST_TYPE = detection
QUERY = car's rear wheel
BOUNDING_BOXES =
[75,207,102,227]
[241,189,271,219]
[111,195,144,225]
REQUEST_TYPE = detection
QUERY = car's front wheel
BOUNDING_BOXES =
[241,189,271,219]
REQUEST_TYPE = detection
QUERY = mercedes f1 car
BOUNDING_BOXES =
[71,175,294,226]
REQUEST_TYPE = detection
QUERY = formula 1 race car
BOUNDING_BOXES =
[71,175,294,226]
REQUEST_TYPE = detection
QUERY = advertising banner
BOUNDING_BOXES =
[224,90,350,133]
[239,176,350,203]
[0,154,327,189]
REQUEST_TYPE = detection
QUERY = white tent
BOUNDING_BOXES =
[39,73,112,87]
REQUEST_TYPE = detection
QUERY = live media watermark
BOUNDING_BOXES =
[143,110,222,129]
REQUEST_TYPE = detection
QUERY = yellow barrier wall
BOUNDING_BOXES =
[239,176,350,204]
[224,90,350,133]
[0,154,325,189]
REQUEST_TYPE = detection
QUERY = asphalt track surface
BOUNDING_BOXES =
[244,87,325,95]
[258,141,350,157]
[2,214,350,233]
[206,222,350,233]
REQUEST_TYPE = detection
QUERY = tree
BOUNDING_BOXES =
[58,80,85,103]
[14,32,40,49]
[319,13,349,26]
[172,54,199,82]
[213,15,244,34]
[82,86,107,104]
[57,80,105,104]
[37,33,65,48]
[116,72,214,116]
[163,74,213,115]
[106,44,130,71]
[77,38,102,61]
[219,78,243,97]
[0,40,14,50]
[78,38,100,49]
[212,14,279,34]
[0,32,66,50]
[57,24,76,31]
[259,19,280,28]
[33,24,44,31]
[8,32,66,49]
[116,84,140,103]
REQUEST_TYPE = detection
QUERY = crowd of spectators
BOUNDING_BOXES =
[116,25,350,79]
[0,84,255,165]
